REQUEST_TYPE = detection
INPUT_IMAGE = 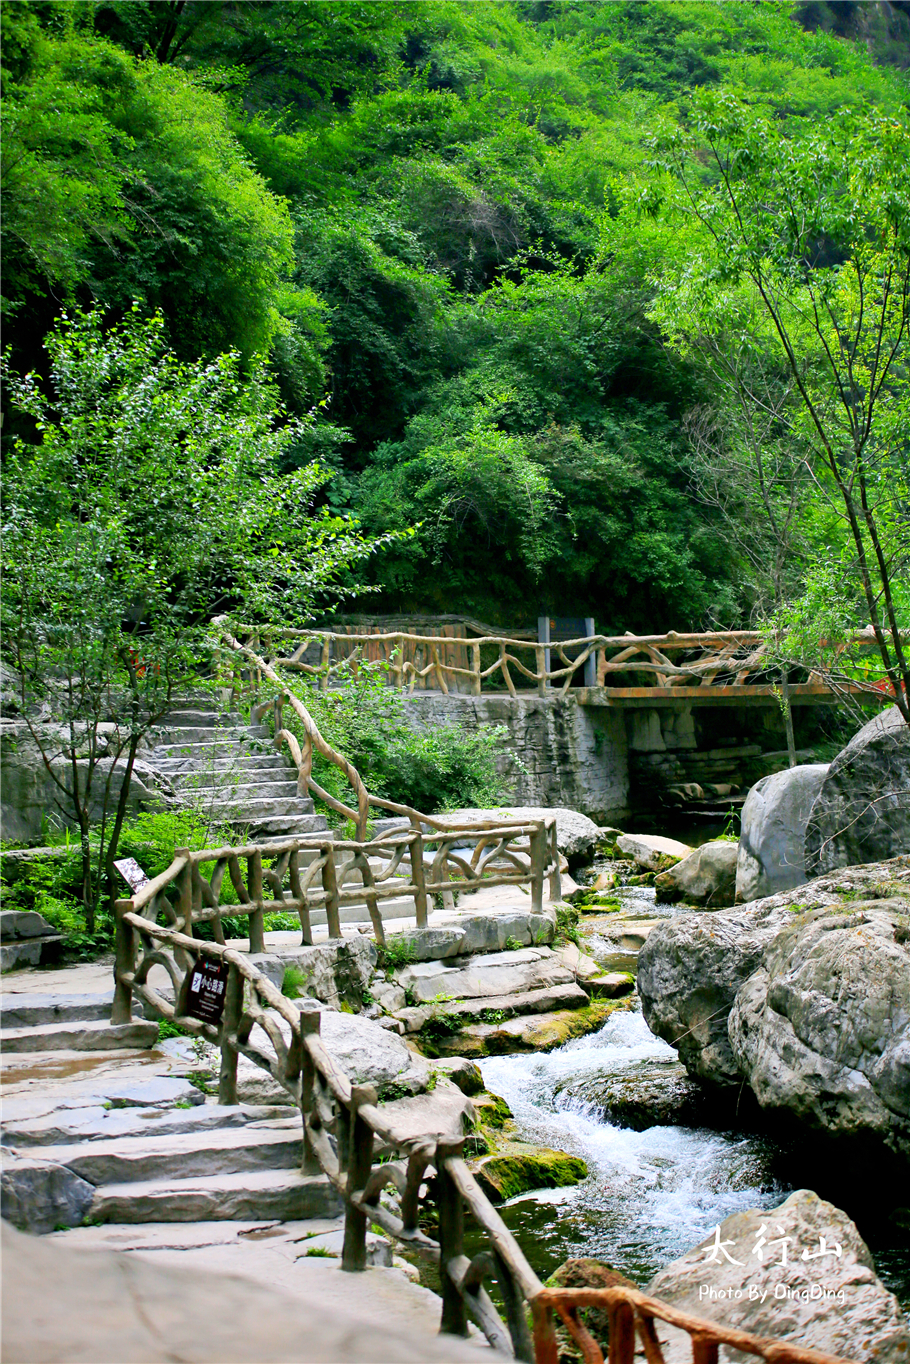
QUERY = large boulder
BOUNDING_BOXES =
[637,856,910,1088]
[729,899,910,1157]
[637,899,795,1085]
[736,763,830,902]
[615,833,691,872]
[647,1189,910,1363]
[654,841,738,907]
[434,806,602,862]
[805,706,910,877]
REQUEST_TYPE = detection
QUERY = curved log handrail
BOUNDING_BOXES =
[110,886,848,1364]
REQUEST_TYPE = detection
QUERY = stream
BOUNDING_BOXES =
[471,849,910,1311]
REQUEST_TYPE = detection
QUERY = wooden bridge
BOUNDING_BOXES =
[220,623,892,711]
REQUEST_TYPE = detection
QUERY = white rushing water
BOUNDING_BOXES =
[479,1008,786,1284]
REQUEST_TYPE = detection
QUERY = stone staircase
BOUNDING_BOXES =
[148,701,330,842]
[0,988,340,1230]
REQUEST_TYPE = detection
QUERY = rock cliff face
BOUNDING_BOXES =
[637,897,794,1085]
[401,693,630,824]
[729,900,910,1158]
[735,763,829,902]
[805,706,910,877]
[638,858,910,1154]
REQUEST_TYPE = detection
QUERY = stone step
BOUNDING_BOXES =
[1,1019,159,1054]
[89,1168,340,1223]
[1,1103,287,1150]
[0,991,114,1030]
[169,780,298,796]
[157,710,242,727]
[152,727,256,747]
[203,797,316,821]
[154,755,290,775]
[41,1122,303,1186]
[181,781,300,801]
[0,936,64,972]
[249,815,330,838]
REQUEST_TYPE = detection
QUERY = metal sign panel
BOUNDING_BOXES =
[185,957,228,1024]
[114,858,150,893]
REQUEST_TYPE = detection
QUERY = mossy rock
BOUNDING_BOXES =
[544,1258,640,1362]
[473,1142,587,1203]
[432,1000,621,1059]
[472,1090,513,1130]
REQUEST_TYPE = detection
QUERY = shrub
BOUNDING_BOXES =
[270,660,520,819]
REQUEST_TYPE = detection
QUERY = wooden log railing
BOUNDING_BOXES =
[111,859,848,1364]
[111,821,559,1006]
[217,622,904,706]
[220,625,777,699]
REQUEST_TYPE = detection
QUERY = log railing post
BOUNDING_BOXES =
[535,644,547,697]
[176,849,193,936]
[607,1300,637,1364]
[547,821,561,902]
[532,1299,559,1364]
[493,1250,535,1363]
[471,641,482,696]
[437,1145,470,1338]
[111,900,135,1023]
[529,822,546,915]
[342,1083,378,1272]
[321,843,342,939]
[218,962,244,1105]
[248,850,265,953]
[320,637,330,690]
[411,830,429,928]
[299,1013,323,1175]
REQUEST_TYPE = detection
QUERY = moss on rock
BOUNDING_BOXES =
[427,1000,619,1059]
[473,1143,588,1203]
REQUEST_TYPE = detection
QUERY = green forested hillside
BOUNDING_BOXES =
[3,0,908,631]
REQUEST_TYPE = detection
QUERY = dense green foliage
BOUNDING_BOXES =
[3,1,908,632]
[271,661,515,820]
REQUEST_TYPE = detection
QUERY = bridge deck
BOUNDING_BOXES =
[576,682,886,708]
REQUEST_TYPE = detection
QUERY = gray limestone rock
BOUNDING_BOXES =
[805,707,910,877]
[639,857,910,1089]
[1,1221,501,1363]
[637,899,794,1086]
[318,1010,429,1096]
[654,840,738,907]
[728,900,910,1156]
[735,763,830,902]
[0,909,60,940]
[395,946,573,1005]
[647,1189,910,1363]
[433,805,602,861]
[430,1057,484,1096]
[1,1149,95,1233]
[615,833,691,871]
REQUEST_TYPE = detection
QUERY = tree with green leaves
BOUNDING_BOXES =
[641,93,910,719]
[1,306,386,929]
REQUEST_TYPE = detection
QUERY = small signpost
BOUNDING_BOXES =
[184,957,229,1024]
[115,856,227,1026]
[114,857,150,893]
